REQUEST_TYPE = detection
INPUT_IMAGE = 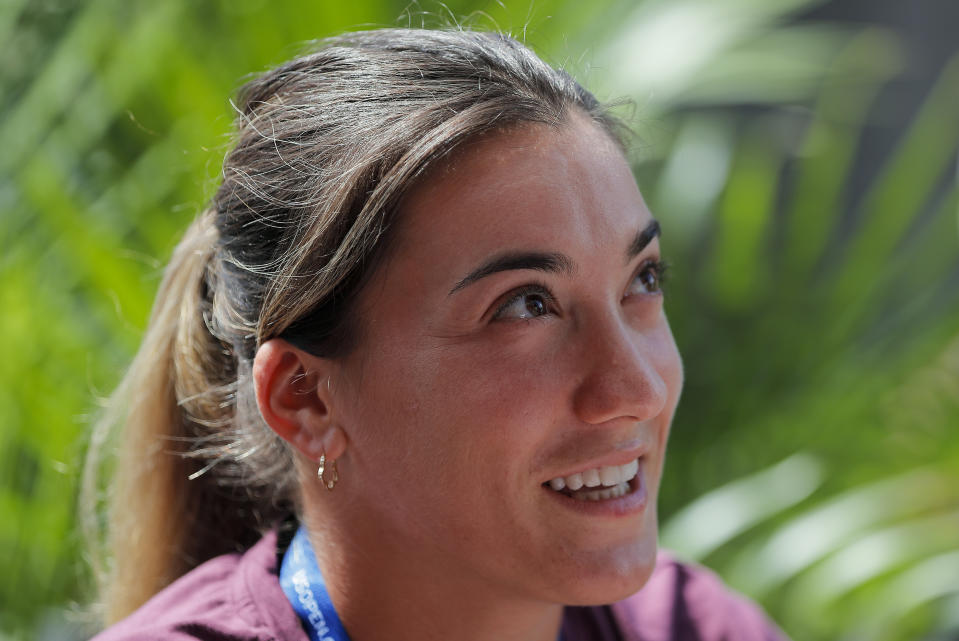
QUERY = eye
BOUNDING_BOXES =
[626,259,668,296]
[492,284,556,321]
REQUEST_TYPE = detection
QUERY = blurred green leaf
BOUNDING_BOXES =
[3,2,958,640]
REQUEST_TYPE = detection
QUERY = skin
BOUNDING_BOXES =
[254,112,684,641]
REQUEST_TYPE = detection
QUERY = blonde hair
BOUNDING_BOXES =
[82,28,625,625]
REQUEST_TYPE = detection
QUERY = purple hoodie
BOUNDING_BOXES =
[92,531,789,641]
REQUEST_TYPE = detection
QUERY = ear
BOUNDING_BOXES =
[252,338,347,463]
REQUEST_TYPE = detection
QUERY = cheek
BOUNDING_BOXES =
[352,337,549,485]
[648,318,683,477]
[657,320,684,413]
[408,340,554,448]
[346,342,554,550]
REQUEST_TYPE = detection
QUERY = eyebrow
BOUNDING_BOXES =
[448,219,661,296]
[628,220,660,260]
[448,251,575,295]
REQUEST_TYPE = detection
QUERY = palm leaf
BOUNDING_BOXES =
[2,2,956,640]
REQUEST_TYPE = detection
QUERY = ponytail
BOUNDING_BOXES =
[82,210,291,624]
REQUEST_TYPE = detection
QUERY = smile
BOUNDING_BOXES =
[543,459,640,502]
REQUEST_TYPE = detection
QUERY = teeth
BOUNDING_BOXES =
[571,481,630,501]
[547,459,639,494]
[599,465,621,486]
[582,468,601,488]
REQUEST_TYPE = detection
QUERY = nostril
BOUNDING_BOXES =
[572,368,666,425]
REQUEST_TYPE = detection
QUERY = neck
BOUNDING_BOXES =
[300,514,564,641]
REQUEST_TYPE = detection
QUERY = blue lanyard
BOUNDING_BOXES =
[280,524,566,641]
[279,525,352,641]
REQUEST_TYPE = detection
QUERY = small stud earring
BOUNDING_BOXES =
[318,453,338,491]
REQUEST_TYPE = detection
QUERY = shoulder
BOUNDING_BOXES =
[609,550,790,641]
[90,531,306,641]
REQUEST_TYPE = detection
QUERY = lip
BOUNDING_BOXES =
[545,446,648,482]
[543,458,648,518]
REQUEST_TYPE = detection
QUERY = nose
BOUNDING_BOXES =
[572,314,670,426]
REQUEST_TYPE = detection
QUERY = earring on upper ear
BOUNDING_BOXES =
[318,452,338,491]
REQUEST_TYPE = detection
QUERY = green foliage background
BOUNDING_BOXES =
[2,1,957,639]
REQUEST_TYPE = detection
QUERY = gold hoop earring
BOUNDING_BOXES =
[318,453,338,491]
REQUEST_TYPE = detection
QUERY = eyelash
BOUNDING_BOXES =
[491,259,669,321]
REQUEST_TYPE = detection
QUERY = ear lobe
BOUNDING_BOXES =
[252,339,338,461]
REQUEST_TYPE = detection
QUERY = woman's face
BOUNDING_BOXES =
[331,113,683,605]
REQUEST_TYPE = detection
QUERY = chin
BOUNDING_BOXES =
[556,534,659,606]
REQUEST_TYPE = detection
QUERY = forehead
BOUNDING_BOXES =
[391,114,652,275]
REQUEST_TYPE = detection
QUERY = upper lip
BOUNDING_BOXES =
[546,445,648,482]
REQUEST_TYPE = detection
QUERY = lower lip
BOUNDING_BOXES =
[543,459,648,518]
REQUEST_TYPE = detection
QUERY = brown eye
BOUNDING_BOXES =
[492,285,556,321]
[523,296,548,316]
[627,260,667,296]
